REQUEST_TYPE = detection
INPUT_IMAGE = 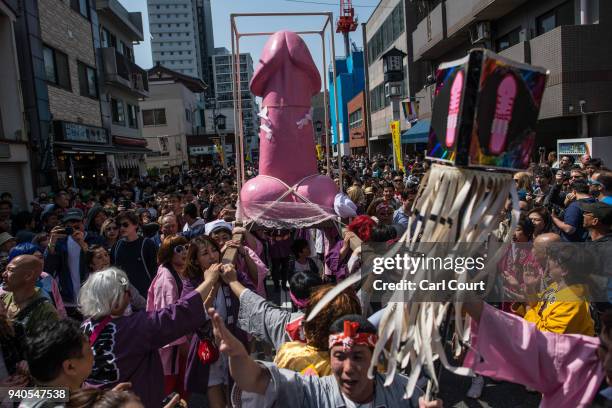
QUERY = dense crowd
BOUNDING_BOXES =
[0,151,611,408]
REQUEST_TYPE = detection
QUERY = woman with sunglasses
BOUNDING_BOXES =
[146,235,190,399]
[100,218,119,251]
[86,244,146,312]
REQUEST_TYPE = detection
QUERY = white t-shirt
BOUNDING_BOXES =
[67,236,81,305]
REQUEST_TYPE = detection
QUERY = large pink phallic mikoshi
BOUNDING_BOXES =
[240,31,338,227]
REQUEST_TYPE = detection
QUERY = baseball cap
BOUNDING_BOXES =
[580,201,612,225]
[204,219,233,236]
[62,208,84,223]
[0,232,15,247]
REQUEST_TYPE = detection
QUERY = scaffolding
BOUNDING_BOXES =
[230,12,343,204]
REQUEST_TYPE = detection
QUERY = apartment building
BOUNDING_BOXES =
[97,0,150,179]
[0,0,34,207]
[410,0,612,148]
[141,64,206,173]
[364,0,409,155]
[147,0,215,98]
[211,48,259,156]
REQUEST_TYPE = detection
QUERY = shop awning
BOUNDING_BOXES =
[114,145,152,154]
[401,120,430,144]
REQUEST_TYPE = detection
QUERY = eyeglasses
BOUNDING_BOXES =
[174,245,189,254]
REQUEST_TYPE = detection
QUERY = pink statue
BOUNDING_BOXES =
[240,31,338,224]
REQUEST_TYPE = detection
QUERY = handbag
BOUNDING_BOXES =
[196,337,219,365]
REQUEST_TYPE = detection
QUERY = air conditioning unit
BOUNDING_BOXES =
[469,21,491,44]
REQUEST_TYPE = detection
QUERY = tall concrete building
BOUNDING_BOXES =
[364,0,409,155]
[147,0,214,98]
[211,48,259,157]
[407,0,612,151]
[96,0,150,180]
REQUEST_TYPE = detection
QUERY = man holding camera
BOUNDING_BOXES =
[551,180,598,242]
[44,208,104,319]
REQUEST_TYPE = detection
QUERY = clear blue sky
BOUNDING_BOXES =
[123,0,382,79]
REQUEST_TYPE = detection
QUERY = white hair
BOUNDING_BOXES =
[78,267,130,319]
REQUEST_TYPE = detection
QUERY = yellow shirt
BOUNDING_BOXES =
[274,342,331,377]
[520,282,595,336]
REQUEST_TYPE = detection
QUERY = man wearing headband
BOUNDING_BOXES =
[209,310,425,407]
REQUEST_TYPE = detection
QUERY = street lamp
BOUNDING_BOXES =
[380,47,407,170]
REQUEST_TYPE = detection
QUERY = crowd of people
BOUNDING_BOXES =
[0,150,610,407]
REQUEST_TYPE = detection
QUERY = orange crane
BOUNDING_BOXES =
[336,0,358,56]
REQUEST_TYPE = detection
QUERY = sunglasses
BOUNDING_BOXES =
[588,180,603,187]
[174,245,189,254]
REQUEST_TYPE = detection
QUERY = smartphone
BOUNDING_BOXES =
[121,200,131,208]
[161,392,182,408]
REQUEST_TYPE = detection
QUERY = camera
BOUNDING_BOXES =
[121,200,131,208]
[64,226,74,236]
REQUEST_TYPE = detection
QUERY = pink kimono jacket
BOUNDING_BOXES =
[464,303,604,407]
[238,244,268,298]
[146,265,188,376]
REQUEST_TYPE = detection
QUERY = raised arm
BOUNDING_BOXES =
[210,308,270,394]
[220,265,294,350]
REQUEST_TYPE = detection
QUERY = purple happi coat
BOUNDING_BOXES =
[82,291,207,408]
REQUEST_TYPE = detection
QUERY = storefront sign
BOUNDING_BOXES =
[56,121,109,144]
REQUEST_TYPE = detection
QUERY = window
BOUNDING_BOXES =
[537,1,574,35]
[101,28,110,48]
[70,0,89,19]
[496,27,522,52]
[370,83,390,112]
[127,104,138,129]
[43,46,71,90]
[142,109,167,126]
[111,98,125,125]
[349,109,363,129]
[78,62,97,98]
[367,2,405,65]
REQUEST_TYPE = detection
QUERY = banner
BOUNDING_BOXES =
[213,139,225,168]
[402,101,419,121]
[390,121,404,171]
[315,144,324,160]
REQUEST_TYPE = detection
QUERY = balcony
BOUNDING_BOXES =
[412,3,445,61]
[96,0,144,42]
[498,41,529,63]
[102,48,149,97]
[529,24,612,119]
[413,0,530,61]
